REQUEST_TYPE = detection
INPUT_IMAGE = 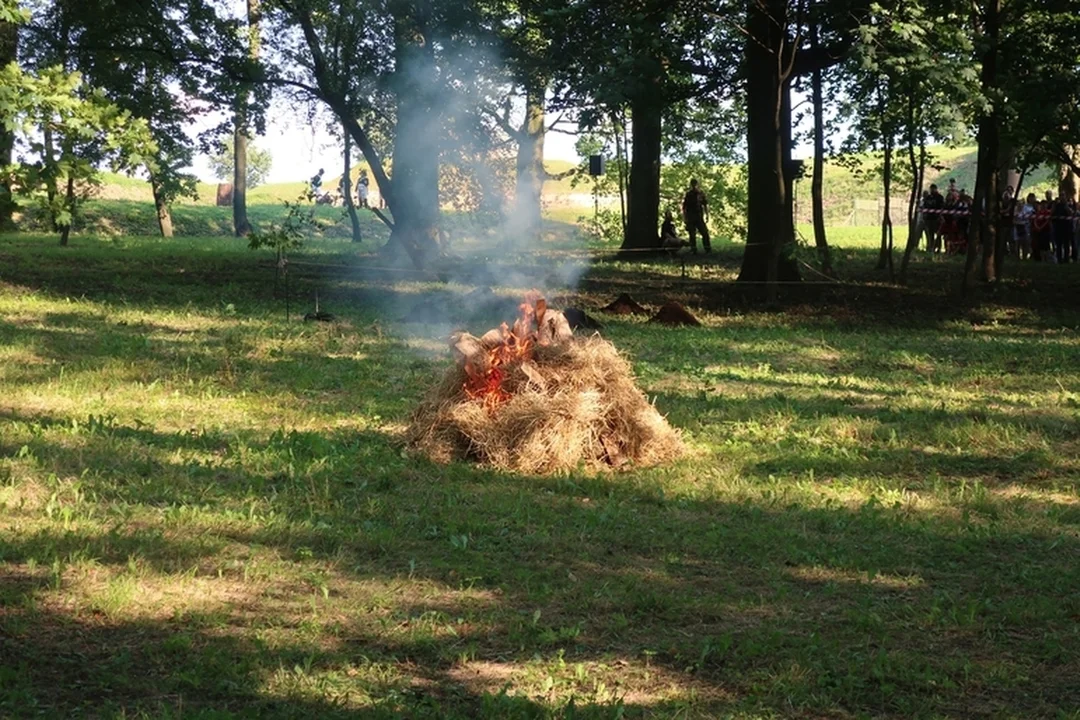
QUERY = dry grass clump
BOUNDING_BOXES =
[407,336,684,474]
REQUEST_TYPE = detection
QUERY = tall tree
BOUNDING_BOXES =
[252,0,498,268]
[234,0,260,237]
[735,0,864,291]
[808,12,832,275]
[0,6,19,229]
[341,121,362,243]
[550,0,727,252]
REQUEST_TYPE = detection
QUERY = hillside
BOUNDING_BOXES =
[82,145,1060,238]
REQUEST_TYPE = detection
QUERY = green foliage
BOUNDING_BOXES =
[0,63,155,236]
[247,177,332,258]
[209,135,273,189]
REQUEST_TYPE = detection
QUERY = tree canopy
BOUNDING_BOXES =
[0,0,1076,284]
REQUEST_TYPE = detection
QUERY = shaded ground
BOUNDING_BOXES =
[0,232,1078,718]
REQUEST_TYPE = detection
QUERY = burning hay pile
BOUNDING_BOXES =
[407,293,684,474]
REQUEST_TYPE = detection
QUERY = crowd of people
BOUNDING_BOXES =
[917,177,1080,262]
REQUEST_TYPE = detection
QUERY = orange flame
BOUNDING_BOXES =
[462,295,542,409]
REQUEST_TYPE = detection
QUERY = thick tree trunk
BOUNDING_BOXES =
[739,0,801,289]
[342,125,362,243]
[1059,146,1079,202]
[150,172,174,238]
[386,2,441,268]
[0,19,18,229]
[809,23,831,275]
[233,0,259,238]
[623,91,663,251]
[964,0,1000,289]
[233,125,249,236]
[511,82,546,245]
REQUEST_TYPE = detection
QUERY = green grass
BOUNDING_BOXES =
[1,231,1079,718]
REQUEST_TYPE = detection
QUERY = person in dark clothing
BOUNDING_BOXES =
[1052,194,1073,263]
[660,209,688,254]
[923,184,945,252]
[1032,199,1053,261]
[681,179,711,253]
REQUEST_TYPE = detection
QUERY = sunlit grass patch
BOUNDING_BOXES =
[1,233,1079,718]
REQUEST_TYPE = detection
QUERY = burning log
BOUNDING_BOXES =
[407,293,684,474]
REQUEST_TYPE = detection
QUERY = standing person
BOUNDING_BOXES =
[357,171,370,209]
[954,189,972,254]
[1072,199,1080,262]
[924,184,945,252]
[1015,193,1036,260]
[681,179,711,254]
[1052,192,1073,263]
[1032,199,1053,262]
[1000,186,1016,256]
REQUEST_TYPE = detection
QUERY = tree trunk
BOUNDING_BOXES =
[739,0,801,289]
[511,81,546,245]
[150,171,174,238]
[342,124,362,243]
[233,0,259,238]
[0,18,18,229]
[43,124,59,231]
[964,0,1000,289]
[611,110,628,240]
[809,22,831,275]
[623,91,663,251]
[1059,146,1079,202]
[779,79,797,258]
[233,125,249,236]
[900,92,926,283]
[59,168,75,246]
[386,1,441,268]
[879,132,894,280]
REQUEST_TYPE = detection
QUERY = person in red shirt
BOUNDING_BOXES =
[1032,199,1053,262]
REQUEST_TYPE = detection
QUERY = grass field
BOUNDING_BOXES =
[1,229,1079,719]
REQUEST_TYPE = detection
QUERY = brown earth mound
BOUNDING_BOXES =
[602,293,649,315]
[649,302,702,327]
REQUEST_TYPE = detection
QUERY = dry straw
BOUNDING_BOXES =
[407,336,684,474]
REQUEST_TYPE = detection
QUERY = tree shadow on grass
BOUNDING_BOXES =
[654,388,1079,490]
[2,405,1079,717]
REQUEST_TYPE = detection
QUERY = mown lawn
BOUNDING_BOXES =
[0,231,1078,719]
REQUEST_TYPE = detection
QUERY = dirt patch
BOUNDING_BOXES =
[649,302,702,327]
[602,293,650,316]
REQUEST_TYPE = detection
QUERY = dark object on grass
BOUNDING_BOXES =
[602,293,649,316]
[563,307,602,331]
[304,292,336,322]
[649,302,701,327]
